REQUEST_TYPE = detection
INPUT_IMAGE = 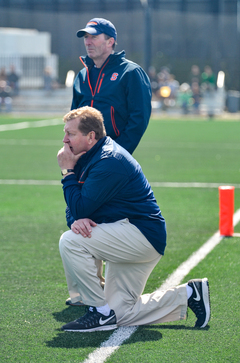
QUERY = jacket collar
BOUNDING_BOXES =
[76,136,107,166]
[81,51,125,68]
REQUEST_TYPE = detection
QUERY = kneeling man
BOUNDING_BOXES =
[57,106,210,332]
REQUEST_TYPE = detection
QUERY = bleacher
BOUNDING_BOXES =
[10,87,72,114]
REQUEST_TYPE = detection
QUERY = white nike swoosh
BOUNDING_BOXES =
[99,315,116,325]
[193,282,201,301]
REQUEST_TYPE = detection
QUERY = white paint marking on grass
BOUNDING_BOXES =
[233,209,240,226]
[83,326,138,363]
[151,182,240,189]
[0,118,62,132]
[1,180,240,189]
[0,179,60,186]
[140,141,240,150]
[83,208,240,363]
[0,139,61,146]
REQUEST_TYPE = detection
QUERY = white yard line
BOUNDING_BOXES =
[83,208,240,363]
[0,139,61,146]
[160,208,240,290]
[0,118,62,132]
[0,179,60,185]
[0,179,240,189]
[151,182,240,188]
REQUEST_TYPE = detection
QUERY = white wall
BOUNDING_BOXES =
[0,27,51,55]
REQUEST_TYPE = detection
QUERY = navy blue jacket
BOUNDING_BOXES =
[71,51,152,154]
[62,137,166,255]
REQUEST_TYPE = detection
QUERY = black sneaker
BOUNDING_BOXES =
[61,307,117,332]
[187,278,211,328]
[65,297,85,306]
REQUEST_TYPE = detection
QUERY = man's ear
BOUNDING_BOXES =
[87,131,96,144]
[108,37,115,48]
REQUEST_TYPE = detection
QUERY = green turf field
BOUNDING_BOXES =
[0,115,239,362]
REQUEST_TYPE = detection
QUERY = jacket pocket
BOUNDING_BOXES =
[111,106,120,137]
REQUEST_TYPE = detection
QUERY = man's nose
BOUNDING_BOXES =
[84,37,92,46]
[63,135,69,143]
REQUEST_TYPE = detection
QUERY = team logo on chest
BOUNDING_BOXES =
[110,73,119,81]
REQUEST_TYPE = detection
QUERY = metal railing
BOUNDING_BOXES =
[0,54,58,88]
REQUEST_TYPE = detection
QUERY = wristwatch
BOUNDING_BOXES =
[61,169,74,176]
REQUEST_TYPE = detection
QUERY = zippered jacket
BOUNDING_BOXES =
[62,136,167,256]
[71,51,152,154]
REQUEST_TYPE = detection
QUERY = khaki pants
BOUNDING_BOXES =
[94,259,105,288]
[59,218,187,326]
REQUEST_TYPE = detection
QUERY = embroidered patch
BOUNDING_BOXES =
[110,73,119,81]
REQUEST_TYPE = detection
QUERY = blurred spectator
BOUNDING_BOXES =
[0,67,7,82]
[157,67,170,89]
[160,66,171,82]
[201,65,216,92]
[189,65,201,86]
[157,71,166,91]
[189,65,201,114]
[168,74,179,100]
[7,65,20,96]
[0,80,12,112]
[177,83,192,114]
[191,81,201,114]
[43,66,59,91]
[148,66,158,99]
[43,66,54,91]
[201,65,216,118]
[157,68,179,109]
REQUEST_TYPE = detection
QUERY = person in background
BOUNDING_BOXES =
[67,18,152,305]
[0,67,7,82]
[148,66,159,99]
[0,80,12,112]
[71,17,152,155]
[7,65,20,96]
[201,65,216,118]
[43,66,54,91]
[177,83,192,114]
[201,65,216,92]
[189,65,201,87]
[191,81,201,114]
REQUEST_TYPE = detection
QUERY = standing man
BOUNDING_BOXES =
[66,17,152,305]
[57,106,211,332]
[71,17,152,155]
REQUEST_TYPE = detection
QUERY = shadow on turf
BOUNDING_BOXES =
[145,324,210,331]
[46,307,206,349]
[45,327,163,349]
[52,305,86,323]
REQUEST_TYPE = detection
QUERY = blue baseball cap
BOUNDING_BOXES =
[76,18,117,41]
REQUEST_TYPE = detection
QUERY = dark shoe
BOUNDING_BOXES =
[65,297,85,306]
[61,306,117,332]
[187,278,211,328]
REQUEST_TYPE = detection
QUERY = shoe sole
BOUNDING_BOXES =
[62,324,117,332]
[65,298,85,306]
[200,277,211,328]
[66,301,85,306]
